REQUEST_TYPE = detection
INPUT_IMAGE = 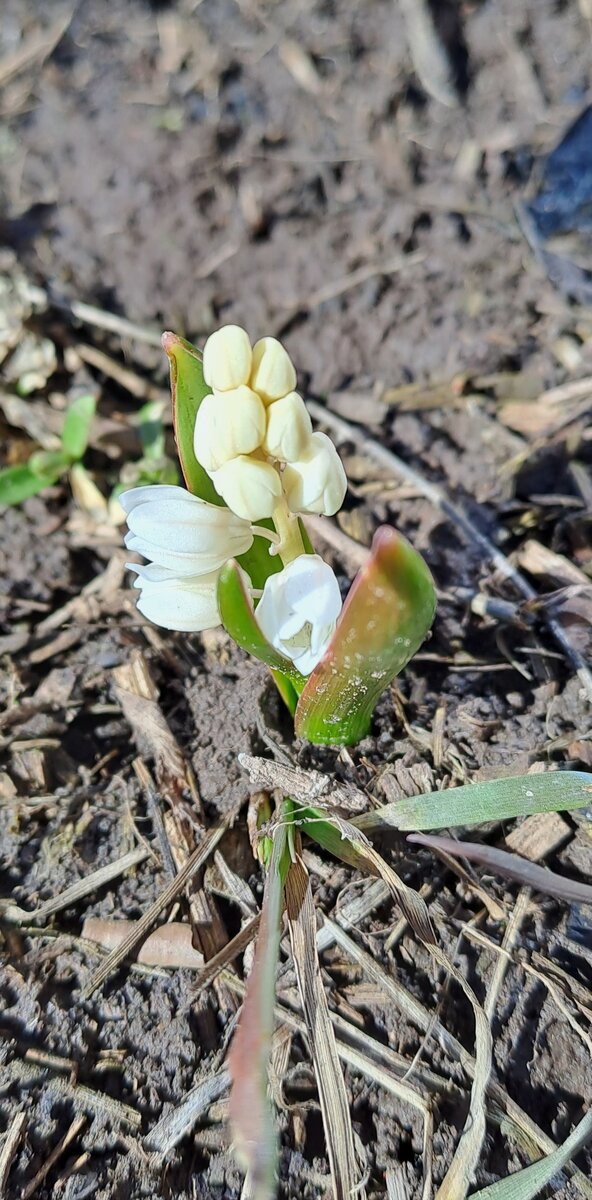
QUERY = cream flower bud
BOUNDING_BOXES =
[127,563,222,632]
[121,484,253,574]
[203,325,252,391]
[211,455,282,521]
[193,386,266,472]
[282,431,347,516]
[255,554,342,675]
[263,392,313,462]
[250,336,296,404]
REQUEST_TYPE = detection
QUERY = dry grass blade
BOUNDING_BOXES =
[187,914,261,1001]
[21,1115,86,1200]
[228,823,287,1200]
[409,833,592,905]
[2,847,149,925]
[304,810,436,944]
[285,852,361,1200]
[0,1111,27,1197]
[80,824,225,999]
[429,943,492,1200]
[323,921,592,1196]
[144,1068,230,1156]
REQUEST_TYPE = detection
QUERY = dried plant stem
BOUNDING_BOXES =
[307,400,592,701]
[80,824,225,999]
[0,1112,27,1197]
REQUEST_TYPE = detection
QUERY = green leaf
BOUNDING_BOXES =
[217,560,307,695]
[0,462,63,506]
[353,770,592,833]
[471,1106,592,1199]
[162,331,220,504]
[295,525,436,746]
[61,394,96,460]
[138,400,166,460]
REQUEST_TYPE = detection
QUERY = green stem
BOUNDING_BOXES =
[271,495,306,567]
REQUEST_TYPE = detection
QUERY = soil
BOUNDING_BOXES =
[1,1,592,1198]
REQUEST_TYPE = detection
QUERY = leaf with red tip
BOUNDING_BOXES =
[295,526,436,745]
[227,821,290,1198]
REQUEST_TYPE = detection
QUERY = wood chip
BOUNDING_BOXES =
[505,812,571,862]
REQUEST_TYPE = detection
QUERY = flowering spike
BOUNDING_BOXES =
[295,526,436,745]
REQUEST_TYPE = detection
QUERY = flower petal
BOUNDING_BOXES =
[127,562,222,631]
[255,555,342,675]
[193,386,266,472]
[211,456,282,522]
[121,484,253,574]
[203,325,252,392]
[282,432,347,516]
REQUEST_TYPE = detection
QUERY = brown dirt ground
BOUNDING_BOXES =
[1,1,592,1197]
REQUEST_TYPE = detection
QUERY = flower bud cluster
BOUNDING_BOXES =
[193,325,346,523]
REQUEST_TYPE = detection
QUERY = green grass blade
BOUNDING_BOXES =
[61,394,96,460]
[295,525,436,745]
[0,461,65,506]
[354,770,592,833]
[471,1107,592,1199]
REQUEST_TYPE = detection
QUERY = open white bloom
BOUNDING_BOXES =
[263,391,312,462]
[121,485,253,574]
[194,386,266,472]
[250,336,297,405]
[203,325,252,391]
[211,455,282,522]
[128,562,221,632]
[255,554,342,675]
[282,431,348,516]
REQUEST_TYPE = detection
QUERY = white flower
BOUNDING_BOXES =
[127,562,221,632]
[250,336,296,405]
[203,325,252,392]
[211,456,282,522]
[255,554,342,675]
[263,392,312,462]
[121,484,253,574]
[282,431,347,516]
[193,386,266,472]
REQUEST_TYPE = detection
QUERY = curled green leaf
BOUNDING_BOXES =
[295,525,436,745]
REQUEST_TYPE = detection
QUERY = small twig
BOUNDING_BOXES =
[20,1115,86,1200]
[133,758,177,879]
[185,914,261,1004]
[80,824,226,998]
[308,400,592,702]
[0,1111,26,1197]
[52,295,164,346]
[1,847,149,925]
[408,833,592,905]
